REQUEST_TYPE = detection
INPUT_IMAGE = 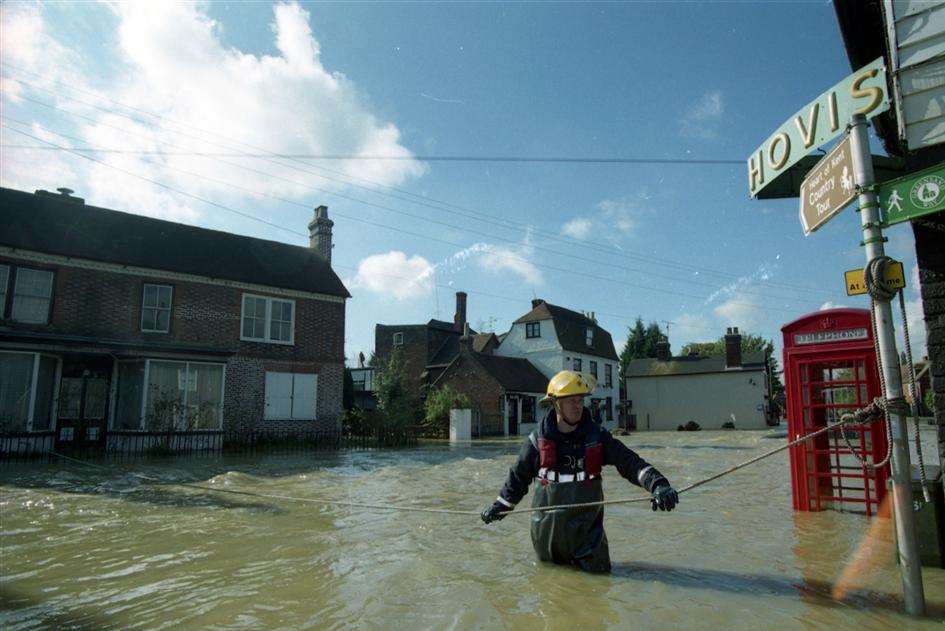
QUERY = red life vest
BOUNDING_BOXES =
[530,424,603,484]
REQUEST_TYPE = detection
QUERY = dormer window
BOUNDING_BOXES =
[393,332,404,346]
[525,322,541,338]
[585,327,594,346]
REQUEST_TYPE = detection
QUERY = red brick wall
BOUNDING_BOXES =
[375,324,429,399]
[0,256,345,431]
[431,354,505,435]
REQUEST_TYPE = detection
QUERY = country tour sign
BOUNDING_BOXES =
[748,57,890,198]
[799,135,856,235]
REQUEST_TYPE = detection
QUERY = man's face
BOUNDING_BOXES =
[557,395,584,424]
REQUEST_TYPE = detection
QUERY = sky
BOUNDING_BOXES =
[0,1,929,368]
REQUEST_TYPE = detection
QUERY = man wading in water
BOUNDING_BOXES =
[481,370,679,573]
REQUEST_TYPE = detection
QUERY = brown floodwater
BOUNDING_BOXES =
[1,430,943,630]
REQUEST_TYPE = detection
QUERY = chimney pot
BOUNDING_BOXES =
[531,298,544,309]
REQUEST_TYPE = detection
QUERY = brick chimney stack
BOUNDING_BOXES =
[655,337,671,361]
[531,298,545,309]
[725,327,742,369]
[308,205,333,264]
[453,291,467,332]
[459,322,473,351]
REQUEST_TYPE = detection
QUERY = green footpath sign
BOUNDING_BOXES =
[748,57,889,198]
[879,162,945,226]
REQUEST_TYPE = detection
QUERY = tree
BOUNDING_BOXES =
[423,385,471,435]
[619,317,668,380]
[373,347,416,431]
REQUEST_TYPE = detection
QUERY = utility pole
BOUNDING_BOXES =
[849,113,925,616]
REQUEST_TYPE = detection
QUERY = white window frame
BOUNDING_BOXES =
[0,264,9,317]
[141,283,173,333]
[136,359,226,431]
[264,371,318,421]
[12,267,54,324]
[525,322,541,338]
[393,332,404,346]
[240,293,295,345]
[605,364,613,388]
[585,327,594,347]
[0,350,61,433]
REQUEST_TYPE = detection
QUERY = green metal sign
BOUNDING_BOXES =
[748,57,890,198]
[879,161,945,226]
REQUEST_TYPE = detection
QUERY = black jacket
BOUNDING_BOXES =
[499,407,669,507]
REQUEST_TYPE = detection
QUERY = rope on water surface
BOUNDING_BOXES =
[35,406,885,518]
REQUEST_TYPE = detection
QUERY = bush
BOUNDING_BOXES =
[342,407,379,436]
[721,421,735,430]
[423,385,471,435]
[676,421,702,432]
[923,389,935,416]
[374,347,418,432]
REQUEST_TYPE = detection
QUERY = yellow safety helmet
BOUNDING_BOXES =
[540,370,597,405]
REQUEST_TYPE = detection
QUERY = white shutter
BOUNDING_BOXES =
[264,372,293,420]
[291,373,317,420]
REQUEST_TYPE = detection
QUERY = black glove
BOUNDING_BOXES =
[481,500,511,524]
[651,485,679,512]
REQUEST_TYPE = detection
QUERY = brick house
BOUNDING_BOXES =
[374,291,495,399]
[0,186,349,453]
[429,333,547,436]
[495,299,620,428]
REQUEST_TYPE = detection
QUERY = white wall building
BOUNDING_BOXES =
[625,328,771,431]
[496,299,620,431]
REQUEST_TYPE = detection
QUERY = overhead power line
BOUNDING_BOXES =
[0,144,744,164]
[1,68,831,298]
[2,122,814,317]
[1,115,830,310]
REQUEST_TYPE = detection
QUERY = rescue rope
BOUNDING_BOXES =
[30,404,887,518]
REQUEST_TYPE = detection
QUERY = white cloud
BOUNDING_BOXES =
[477,230,543,285]
[899,297,928,360]
[1,2,425,224]
[346,251,434,301]
[680,89,724,139]
[713,294,764,331]
[598,198,640,234]
[673,312,717,346]
[819,301,843,311]
[561,217,593,240]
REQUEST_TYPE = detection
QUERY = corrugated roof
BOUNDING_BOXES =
[514,301,618,360]
[0,187,350,298]
[627,351,767,377]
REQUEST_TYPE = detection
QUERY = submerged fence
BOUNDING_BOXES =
[0,427,418,461]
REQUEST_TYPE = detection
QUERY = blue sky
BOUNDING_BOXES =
[0,1,927,367]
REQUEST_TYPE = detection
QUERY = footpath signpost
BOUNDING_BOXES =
[879,162,945,226]
[749,60,926,616]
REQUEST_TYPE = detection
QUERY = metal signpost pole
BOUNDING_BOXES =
[848,113,926,616]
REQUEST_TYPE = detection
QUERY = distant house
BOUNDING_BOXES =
[430,334,548,436]
[496,298,620,428]
[374,291,484,400]
[0,186,349,454]
[625,328,770,431]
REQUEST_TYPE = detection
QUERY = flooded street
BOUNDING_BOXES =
[2,430,944,630]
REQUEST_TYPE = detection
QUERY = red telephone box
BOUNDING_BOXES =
[782,308,889,516]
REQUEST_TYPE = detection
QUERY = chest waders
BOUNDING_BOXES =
[528,425,611,573]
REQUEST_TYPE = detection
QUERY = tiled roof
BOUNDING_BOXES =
[0,187,350,298]
[627,351,767,377]
[513,301,618,360]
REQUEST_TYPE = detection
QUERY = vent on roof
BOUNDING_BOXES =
[35,187,85,205]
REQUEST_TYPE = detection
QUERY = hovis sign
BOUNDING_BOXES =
[844,261,905,296]
[799,136,856,235]
[748,57,889,198]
